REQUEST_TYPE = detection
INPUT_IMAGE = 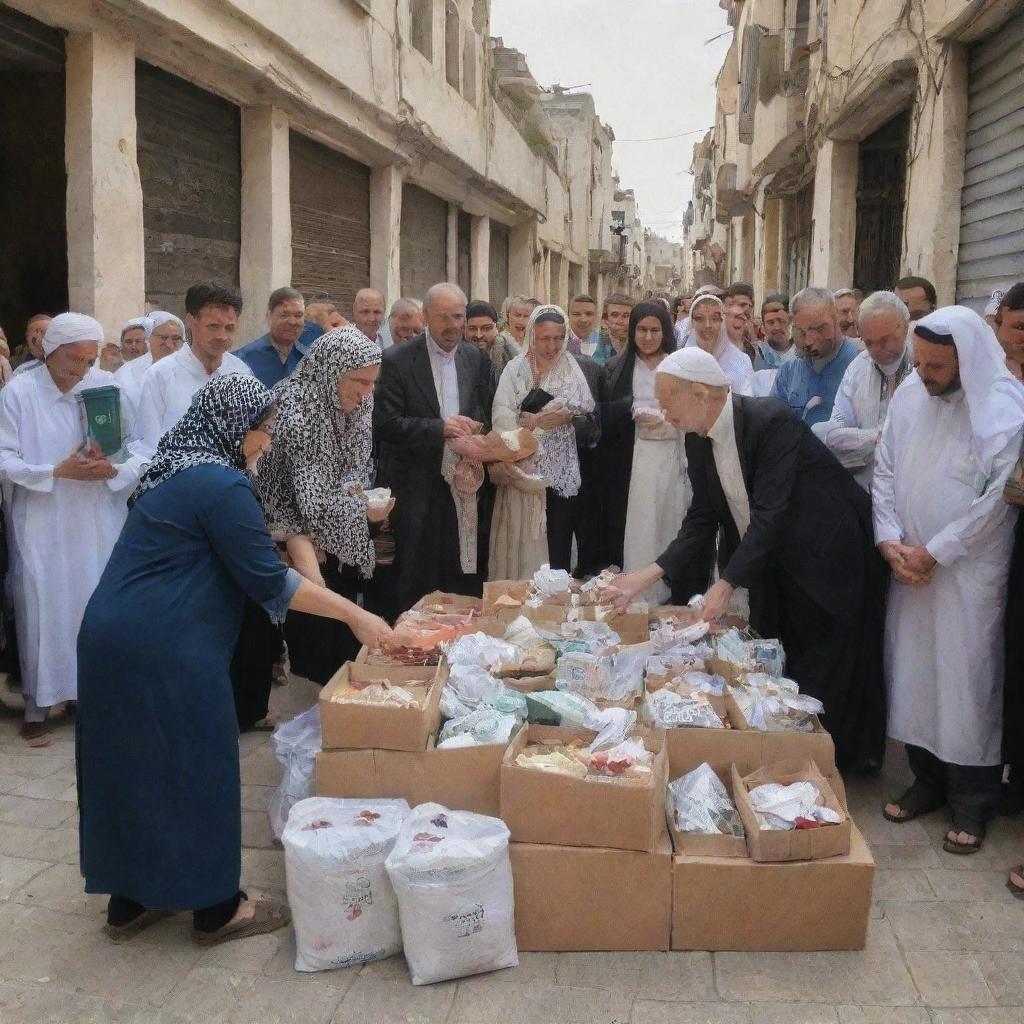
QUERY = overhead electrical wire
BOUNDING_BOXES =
[615,126,713,143]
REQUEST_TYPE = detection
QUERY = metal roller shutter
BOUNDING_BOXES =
[136,62,241,316]
[401,184,448,299]
[956,9,1024,313]
[489,222,510,307]
[289,132,371,313]
[457,210,472,296]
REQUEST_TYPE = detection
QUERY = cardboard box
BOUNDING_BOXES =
[732,760,851,862]
[671,823,874,950]
[666,783,747,858]
[510,823,672,951]
[319,663,444,751]
[412,591,483,614]
[315,727,519,816]
[649,606,748,634]
[523,604,650,644]
[500,724,668,852]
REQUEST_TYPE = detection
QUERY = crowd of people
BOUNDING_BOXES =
[3,268,1024,943]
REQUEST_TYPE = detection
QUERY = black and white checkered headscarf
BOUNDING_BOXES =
[129,374,274,508]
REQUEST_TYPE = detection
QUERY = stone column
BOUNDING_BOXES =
[65,29,145,332]
[446,203,459,282]
[470,214,490,301]
[239,105,291,343]
[902,44,968,304]
[509,219,537,298]
[809,139,858,288]
[370,164,403,306]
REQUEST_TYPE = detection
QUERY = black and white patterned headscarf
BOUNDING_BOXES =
[255,327,382,578]
[129,374,274,508]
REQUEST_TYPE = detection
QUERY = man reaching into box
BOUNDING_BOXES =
[607,347,886,774]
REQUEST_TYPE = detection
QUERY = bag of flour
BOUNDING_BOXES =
[283,797,409,972]
[384,802,518,985]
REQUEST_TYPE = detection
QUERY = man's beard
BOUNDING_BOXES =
[924,375,962,397]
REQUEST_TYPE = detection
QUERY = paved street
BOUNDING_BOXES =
[2,678,1024,1024]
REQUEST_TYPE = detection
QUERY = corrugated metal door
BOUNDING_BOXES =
[956,9,1024,313]
[489,221,510,307]
[136,62,241,315]
[290,132,371,313]
[401,184,448,299]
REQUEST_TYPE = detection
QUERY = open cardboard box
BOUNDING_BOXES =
[500,724,668,852]
[319,662,445,751]
[671,823,874,950]
[412,591,483,614]
[665,772,747,858]
[732,759,851,862]
[649,606,749,635]
[315,724,521,816]
[510,822,672,951]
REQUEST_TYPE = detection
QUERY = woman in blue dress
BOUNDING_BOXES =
[77,375,393,945]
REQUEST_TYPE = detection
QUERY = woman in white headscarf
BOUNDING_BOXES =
[115,311,185,420]
[489,304,599,579]
[684,294,754,396]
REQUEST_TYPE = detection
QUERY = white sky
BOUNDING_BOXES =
[490,0,733,243]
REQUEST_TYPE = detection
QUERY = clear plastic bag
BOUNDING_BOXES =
[269,705,322,840]
[443,632,520,671]
[588,737,653,776]
[437,708,519,747]
[440,664,527,721]
[676,671,726,695]
[584,707,637,751]
[524,690,601,727]
[669,763,744,836]
[385,803,518,986]
[646,688,725,729]
[532,564,573,597]
[283,797,409,971]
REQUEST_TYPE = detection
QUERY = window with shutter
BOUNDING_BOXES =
[738,24,762,145]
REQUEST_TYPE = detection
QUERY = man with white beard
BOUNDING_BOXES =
[814,291,913,491]
[874,306,1024,854]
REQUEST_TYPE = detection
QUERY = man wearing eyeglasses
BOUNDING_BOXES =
[770,286,860,427]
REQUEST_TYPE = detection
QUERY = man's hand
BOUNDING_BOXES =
[902,544,937,578]
[535,408,573,430]
[879,540,931,586]
[349,608,396,651]
[443,415,482,439]
[699,578,735,622]
[53,447,117,482]
[518,412,539,431]
[605,566,664,612]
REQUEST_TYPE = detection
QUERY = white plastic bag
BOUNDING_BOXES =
[283,797,409,972]
[443,632,519,671]
[646,688,724,729]
[747,782,842,830]
[269,706,322,840]
[437,708,519,747]
[385,803,518,985]
[532,564,572,596]
[669,763,744,836]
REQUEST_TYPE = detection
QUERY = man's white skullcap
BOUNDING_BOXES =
[121,316,155,340]
[42,313,104,357]
[656,346,730,387]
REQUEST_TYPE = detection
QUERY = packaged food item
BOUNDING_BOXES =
[385,803,518,985]
[746,781,843,830]
[514,735,654,785]
[444,632,520,671]
[440,664,527,721]
[329,680,421,707]
[523,690,601,728]
[437,708,519,748]
[532,564,573,597]
[363,487,393,511]
[284,798,409,972]
[269,705,321,840]
[669,763,744,837]
[730,678,824,732]
[646,688,726,729]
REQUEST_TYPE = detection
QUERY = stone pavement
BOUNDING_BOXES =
[2,678,1024,1024]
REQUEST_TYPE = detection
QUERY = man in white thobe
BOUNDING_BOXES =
[814,291,913,491]
[873,305,1024,853]
[136,282,252,452]
[0,314,147,745]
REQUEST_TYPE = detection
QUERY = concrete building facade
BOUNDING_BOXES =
[0,0,627,345]
[690,0,1024,311]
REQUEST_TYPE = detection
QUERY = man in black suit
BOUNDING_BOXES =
[372,283,493,614]
[610,347,886,772]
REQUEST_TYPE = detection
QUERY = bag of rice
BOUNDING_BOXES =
[384,803,518,985]
[283,797,409,972]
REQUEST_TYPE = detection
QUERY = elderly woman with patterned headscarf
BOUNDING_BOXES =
[489,304,600,578]
[77,373,392,947]
[255,327,395,680]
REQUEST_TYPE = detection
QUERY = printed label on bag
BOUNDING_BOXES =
[445,903,485,938]
[343,875,373,920]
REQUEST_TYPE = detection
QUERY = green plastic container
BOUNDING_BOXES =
[77,386,123,457]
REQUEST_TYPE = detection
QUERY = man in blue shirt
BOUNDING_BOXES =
[771,286,860,427]
[236,286,309,388]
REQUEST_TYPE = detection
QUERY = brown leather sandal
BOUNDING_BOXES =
[192,898,290,947]
[103,909,174,943]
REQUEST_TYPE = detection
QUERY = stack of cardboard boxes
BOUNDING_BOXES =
[314,585,874,953]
